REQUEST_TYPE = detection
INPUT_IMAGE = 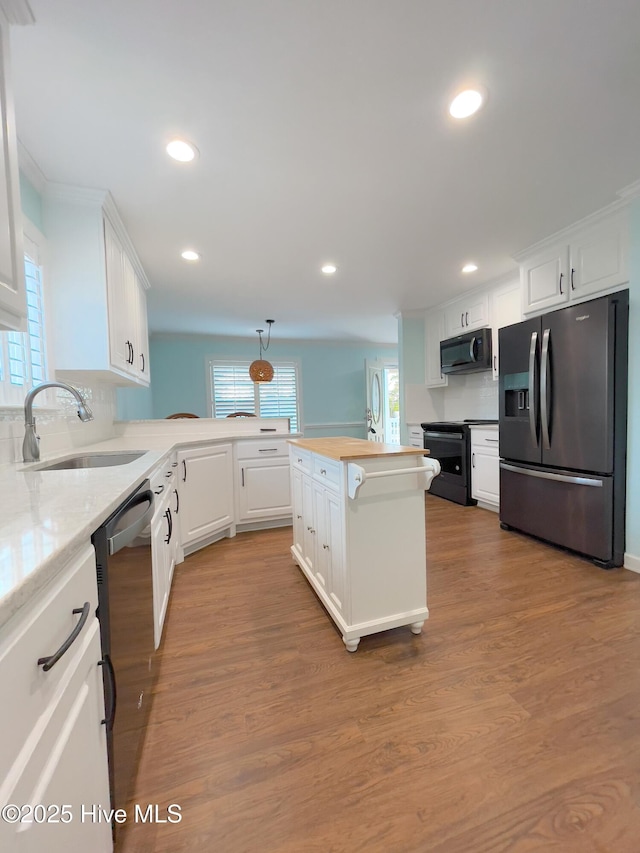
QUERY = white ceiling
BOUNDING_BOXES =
[9,0,640,344]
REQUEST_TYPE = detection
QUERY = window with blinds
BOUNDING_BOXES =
[210,361,299,431]
[0,245,48,404]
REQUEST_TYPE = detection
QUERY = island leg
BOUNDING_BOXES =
[410,621,424,635]
[343,635,360,652]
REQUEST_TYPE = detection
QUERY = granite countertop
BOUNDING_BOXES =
[287,436,430,462]
[0,430,298,632]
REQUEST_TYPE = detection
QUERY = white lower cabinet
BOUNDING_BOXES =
[471,427,500,510]
[289,445,428,652]
[0,545,111,852]
[235,439,292,526]
[177,443,234,553]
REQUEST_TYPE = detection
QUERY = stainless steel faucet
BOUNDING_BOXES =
[23,381,94,462]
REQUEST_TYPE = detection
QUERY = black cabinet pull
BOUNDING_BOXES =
[241,467,245,487]
[465,311,469,326]
[493,355,497,371]
[472,452,475,468]
[460,312,464,328]
[99,655,116,728]
[154,484,164,495]
[571,268,575,290]
[37,602,90,671]
[140,353,145,372]
[182,459,187,482]
[174,488,179,514]
[165,508,172,543]
[559,272,564,295]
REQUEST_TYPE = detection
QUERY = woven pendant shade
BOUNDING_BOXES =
[249,359,274,383]
[250,320,275,383]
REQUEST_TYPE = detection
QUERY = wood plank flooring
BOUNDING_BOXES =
[118,496,640,853]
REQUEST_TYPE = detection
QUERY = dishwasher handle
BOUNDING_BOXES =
[106,488,154,555]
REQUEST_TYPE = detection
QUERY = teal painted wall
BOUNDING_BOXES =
[626,199,640,560]
[118,334,397,437]
[19,172,44,233]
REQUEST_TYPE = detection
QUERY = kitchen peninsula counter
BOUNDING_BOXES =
[287,436,430,461]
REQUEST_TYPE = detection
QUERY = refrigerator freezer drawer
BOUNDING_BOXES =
[499,462,615,565]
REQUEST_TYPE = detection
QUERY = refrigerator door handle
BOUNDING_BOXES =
[528,331,539,447]
[540,328,551,451]
[500,462,603,487]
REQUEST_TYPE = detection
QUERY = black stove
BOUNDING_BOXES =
[420,420,498,505]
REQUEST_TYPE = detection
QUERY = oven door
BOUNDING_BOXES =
[423,430,475,506]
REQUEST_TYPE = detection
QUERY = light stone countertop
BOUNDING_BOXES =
[0,429,299,631]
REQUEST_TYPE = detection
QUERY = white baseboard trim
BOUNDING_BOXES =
[624,552,640,573]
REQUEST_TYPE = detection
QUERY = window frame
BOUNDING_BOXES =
[0,219,54,408]
[206,357,301,431]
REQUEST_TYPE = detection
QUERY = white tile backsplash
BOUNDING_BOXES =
[442,372,499,421]
[0,381,117,466]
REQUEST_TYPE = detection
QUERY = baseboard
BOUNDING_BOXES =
[624,552,640,573]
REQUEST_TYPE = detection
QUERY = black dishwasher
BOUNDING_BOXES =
[91,480,154,830]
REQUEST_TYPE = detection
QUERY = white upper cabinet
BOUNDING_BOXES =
[0,21,26,331]
[424,309,448,389]
[443,292,489,338]
[490,279,521,380]
[45,186,151,387]
[519,208,629,315]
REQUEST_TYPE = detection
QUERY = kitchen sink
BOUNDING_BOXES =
[33,451,148,471]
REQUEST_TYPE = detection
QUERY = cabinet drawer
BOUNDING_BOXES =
[236,438,289,459]
[150,453,177,497]
[290,447,311,473]
[0,545,99,782]
[313,456,341,491]
[470,428,500,450]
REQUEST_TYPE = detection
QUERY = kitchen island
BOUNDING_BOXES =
[288,437,440,651]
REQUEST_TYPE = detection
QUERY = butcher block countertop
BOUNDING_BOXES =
[287,436,430,461]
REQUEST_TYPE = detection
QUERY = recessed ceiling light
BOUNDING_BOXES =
[321,264,337,275]
[166,139,198,162]
[449,89,484,119]
[181,250,200,261]
[462,263,478,273]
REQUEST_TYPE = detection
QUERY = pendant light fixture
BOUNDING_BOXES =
[249,320,275,383]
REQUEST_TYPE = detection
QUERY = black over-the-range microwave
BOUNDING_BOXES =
[439,327,493,375]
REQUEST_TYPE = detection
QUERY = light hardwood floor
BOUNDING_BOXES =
[118,496,640,853]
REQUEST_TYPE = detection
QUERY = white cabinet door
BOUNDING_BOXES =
[444,293,489,337]
[312,480,328,590]
[291,467,305,556]
[151,501,169,649]
[424,309,448,388]
[325,489,345,615]
[471,429,500,508]
[301,472,316,574]
[521,245,570,314]
[237,458,291,521]
[104,217,130,374]
[1,620,111,853]
[569,215,629,300]
[490,280,522,380]
[0,24,26,332]
[133,275,150,382]
[178,444,234,547]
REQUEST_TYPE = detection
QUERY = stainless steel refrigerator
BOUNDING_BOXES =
[498,290,628,568]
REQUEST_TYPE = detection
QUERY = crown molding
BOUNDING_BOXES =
[0,0,35,25]
[17,138,47,192]
[617,178,640,201]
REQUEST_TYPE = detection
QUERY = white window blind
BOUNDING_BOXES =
[0,247,47,403]
[210,361,299,431]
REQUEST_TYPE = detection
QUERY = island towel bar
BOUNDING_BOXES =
[347,458,441,500]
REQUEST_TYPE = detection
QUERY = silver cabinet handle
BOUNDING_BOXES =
[258,448,278,452]
[323,544,329,550]
[320,468,327,475]
[472,452,475,468]
[484,438,499,443]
